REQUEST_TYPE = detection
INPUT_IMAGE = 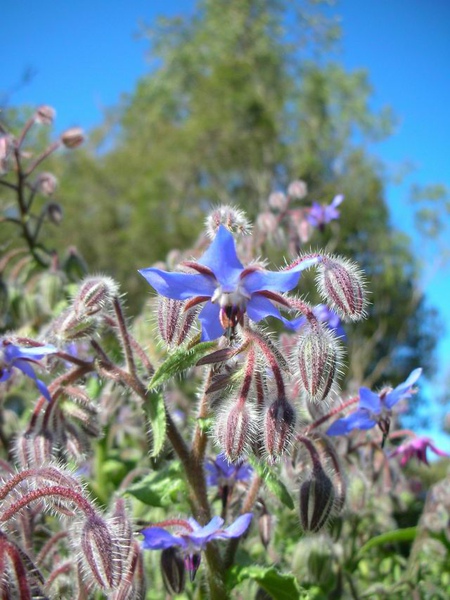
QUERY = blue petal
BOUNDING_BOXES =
[246,294,297,330]
[0,369,11,383]
[141,528,185,550]
[214,454,236,478]
[327,409,376,435]
[14,360,52,401]
[359,388,381,413]
[198,302,224,341]
[188,516,224,544]
[36,378,52,402]
[385,368,422,409]
[198,226,244,289]
[4,344,57,363]
[139,268,216,300]
[243,259,319,295]
[218,513,253,539]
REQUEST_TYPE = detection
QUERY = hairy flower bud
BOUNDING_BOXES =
[80,514,122,590]
[35,105,56,125]
[157,297,198,346]
[316,257,367,321]
[258,510,273,549]
[74,276,118,317]
[268,191,289,212]
[205,205,252,238]
[0,134,13,174]
[56,309,98,341]
[46,201,63,225]
[287,179,308,200]
[295,321,343,402]
[299,466,335,533]
[256,212,279,235]
[34,171,58,196]
[263,397,296,460]
[61,127,84,148]
[216,400,253,462]
[161,547,186,594]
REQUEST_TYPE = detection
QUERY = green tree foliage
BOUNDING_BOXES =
[46,0,437,385]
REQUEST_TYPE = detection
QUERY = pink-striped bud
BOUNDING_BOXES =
[295,322,343,402]
[287,179,308,200]
[256,211,279,235]
[205,205,252,238]
[316,257,367,321]
[263,398,296,460]
[35,105,56,125]
[268,191,289,212]
[299,466,335,533]
[34,171,58,196]
[56,309,98,341]
[80,514,122,590]
[216,401,253,462]
[74,276,118,317]
[61,127,84,148]
[157,297,198,346]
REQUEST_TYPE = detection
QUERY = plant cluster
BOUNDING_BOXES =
[0,108,448,599]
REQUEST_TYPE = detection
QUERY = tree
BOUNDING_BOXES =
[45,0,437,386]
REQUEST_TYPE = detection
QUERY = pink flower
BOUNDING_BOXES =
[389,436,449,466]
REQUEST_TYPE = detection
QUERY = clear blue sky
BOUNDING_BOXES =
[3,0,450,445]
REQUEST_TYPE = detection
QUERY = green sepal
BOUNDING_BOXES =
[248,455,295,510]
[143,391,167,457]
[148,341,216,391]
[228,565,303,600]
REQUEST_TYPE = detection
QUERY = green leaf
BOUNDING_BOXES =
[229,565,302,600]
[148,341,216,391]
[248,456,295,510]
[125,462,186,507]
[358,527,417,555]
[143,391,167,457]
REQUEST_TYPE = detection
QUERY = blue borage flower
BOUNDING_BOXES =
[1,341,57,401]
[139,225,319,341]
[141,513,252,579]
[205,453,252,487]
[308,194,344,229]
[327,368,422,436]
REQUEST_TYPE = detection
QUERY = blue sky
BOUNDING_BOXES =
[3,1,450,445]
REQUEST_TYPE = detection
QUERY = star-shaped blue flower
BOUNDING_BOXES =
[139,225,318,340]
[1,341,57,401]
[141,513,252,578]
[308,194,344,230]
[327,368,422,436]
[205,453,253,487]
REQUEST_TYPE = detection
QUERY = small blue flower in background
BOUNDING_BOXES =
[1,341,57,401]
[308,194,344,230]
[141,513,252,579]
[327,368,422,436]
[139,225,318,341]
[205,453,253,487]
[296,303,346,339]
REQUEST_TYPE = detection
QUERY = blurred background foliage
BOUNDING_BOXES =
[0,0,442,392]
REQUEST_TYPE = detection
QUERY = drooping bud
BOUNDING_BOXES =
[216,400,253,462]
[287,179,308,200]
[205,205,252,238]
[33,171,58,196]
[295,321,343,402]
[256,212,278,236]
[74,276,118,317]
[263,397,296,461]
[34,105,56,125]
[258,509,273,549]
[46,201,63,225]
[268,191,289,212]
[299,465,335,533]
[0,134,13,174]
[55,309,98,342]
[80,514,122,590]
[161,547,186,594]
[316,256,367,321]
[157,297,198,347]
[61,127,84,148]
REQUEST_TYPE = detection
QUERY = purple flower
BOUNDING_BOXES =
[327,368,422,436]
[389,436,449,466]
[308,194,344,230]
[205,454,252,487]
[141,513,252,579]
[139,225,318,341]
[1,341,57,401]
